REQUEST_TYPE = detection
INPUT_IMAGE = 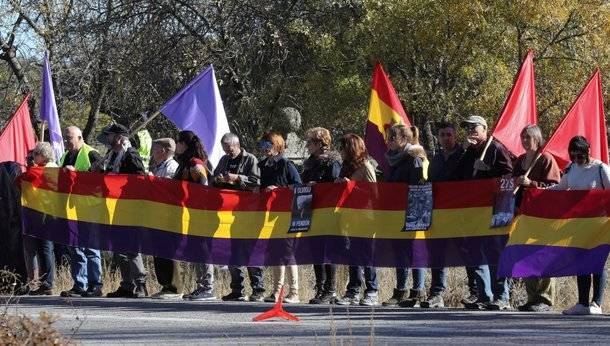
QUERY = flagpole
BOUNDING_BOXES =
[39,121,46,142]
[473,135,494,177]
[512,152,542,195]
[129,110,161,136]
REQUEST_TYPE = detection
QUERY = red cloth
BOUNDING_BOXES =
[543,69,608,169]
[0,95,35,170]
[491,50,537,157]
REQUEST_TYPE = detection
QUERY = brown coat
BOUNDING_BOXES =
[513,152,561,188]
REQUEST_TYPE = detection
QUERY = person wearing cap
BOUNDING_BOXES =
[149,138,183,299]
[456,115,513,311]
[59,126,105,298]
[213,133,266,302]
[98,123,149,298]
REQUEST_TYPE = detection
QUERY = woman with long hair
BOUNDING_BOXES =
[174,130,217,301]
[258,131,302,303]
[335,134,379,306]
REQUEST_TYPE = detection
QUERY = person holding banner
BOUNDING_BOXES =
[457,115,513,310]
[300,127,342,305]
[335,134,380,306]
[258,132,302,304]
[421,121,465,308]
[213,133,266,303]
[59,126,105,298]
[172,130,218,301]
[549,136,610,315]
[513,125,561,312]
[380,124,427,308]
[22,142,57,296]
[98,124,149,298]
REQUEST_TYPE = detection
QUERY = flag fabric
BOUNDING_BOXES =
[491,50,537,157]
[160,65,230,168]
[365,62,412,175]
[40,51,64,162]
[498,188,610,278]
[21,168,508,267]
[0,95,36,168]
[543,70,608,169]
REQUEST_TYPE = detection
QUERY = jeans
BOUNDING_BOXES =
[490,265,511,302]
[114,252,146,292]
[71,247,102,291]
[346,266,378,296]
[395,267,425,291]
[23,236,55,288]
[577,271,607,306]
[195,263,215,292]
[430,268,447,296]
[314,264,337,293]
[468,265,493,302]
[230,266,264,294]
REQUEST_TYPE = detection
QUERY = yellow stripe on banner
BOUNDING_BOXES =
[22,182,508,239]
[368,89,404,135]
[507,215,610,249]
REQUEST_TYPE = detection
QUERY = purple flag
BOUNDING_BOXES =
[40,51,64,161]
[160,65,230,168]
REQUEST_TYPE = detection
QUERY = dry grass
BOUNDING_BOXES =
[50,255,604,311]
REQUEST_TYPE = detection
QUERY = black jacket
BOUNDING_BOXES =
[301,151,342,183]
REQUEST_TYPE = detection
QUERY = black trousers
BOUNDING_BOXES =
[313,264,337,293]
[154,257,180,293]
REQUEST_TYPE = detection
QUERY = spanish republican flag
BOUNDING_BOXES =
[490,50,537,157]
[543,69,608,169]
[365,62,411,174]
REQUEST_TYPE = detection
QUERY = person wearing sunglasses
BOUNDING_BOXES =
[548,135,610,315]
[258,132,302,304]
[513,125,561,312]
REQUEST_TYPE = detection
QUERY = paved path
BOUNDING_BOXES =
[3,296,610,345]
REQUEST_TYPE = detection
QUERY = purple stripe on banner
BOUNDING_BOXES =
[22,208,507,267]
[497,244,610,278]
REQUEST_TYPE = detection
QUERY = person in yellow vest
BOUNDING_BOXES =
[59,126,105,298]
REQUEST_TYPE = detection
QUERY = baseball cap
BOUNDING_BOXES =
[461,115,488,128]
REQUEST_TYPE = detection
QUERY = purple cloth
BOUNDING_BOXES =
[40,51,64,162]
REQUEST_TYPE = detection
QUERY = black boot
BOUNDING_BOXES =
[398,289,426,307]
[382,289,409,306]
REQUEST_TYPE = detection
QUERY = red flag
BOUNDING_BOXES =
[543,69,608,169]
[0,95,36,169]
[491,50,537,157]
[365,62,411,174]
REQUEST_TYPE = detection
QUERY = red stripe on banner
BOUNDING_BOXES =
[23,168,498,212]
[520,188,610,219]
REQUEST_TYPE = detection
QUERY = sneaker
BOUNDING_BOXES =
[382,289,409,307]
[360,294,379,306]
[151,289,183,300]
[308,289,324,304]
[184,287,216,301]
[518,302,551,312]
[464,300,487,310]
[398,289,426,308]
[249,291,265,302]
[562,303,591,315]
[133,284,148,298]
[310,291,337,304]
[485,299,510,310]
[106,287,134,298]
[222,292,247,302]
[420,294,444,308]
[460,294,478,306]
[336,294,360,306]
[590,302,603,315]
[81,286,103,298]
[284,292,300,304]
[61,288,86,298]
[29,287,53,296]
[264,292,279,303]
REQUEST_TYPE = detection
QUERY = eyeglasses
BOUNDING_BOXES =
[466,125,481,132]
[258,140,273,150]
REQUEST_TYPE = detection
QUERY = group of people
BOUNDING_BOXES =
[14,114,610,316]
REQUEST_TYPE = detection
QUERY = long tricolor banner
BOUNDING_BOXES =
[498,188,610,278]
[21,168,508,268]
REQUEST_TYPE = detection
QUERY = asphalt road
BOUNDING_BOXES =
[3,296,610,345]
